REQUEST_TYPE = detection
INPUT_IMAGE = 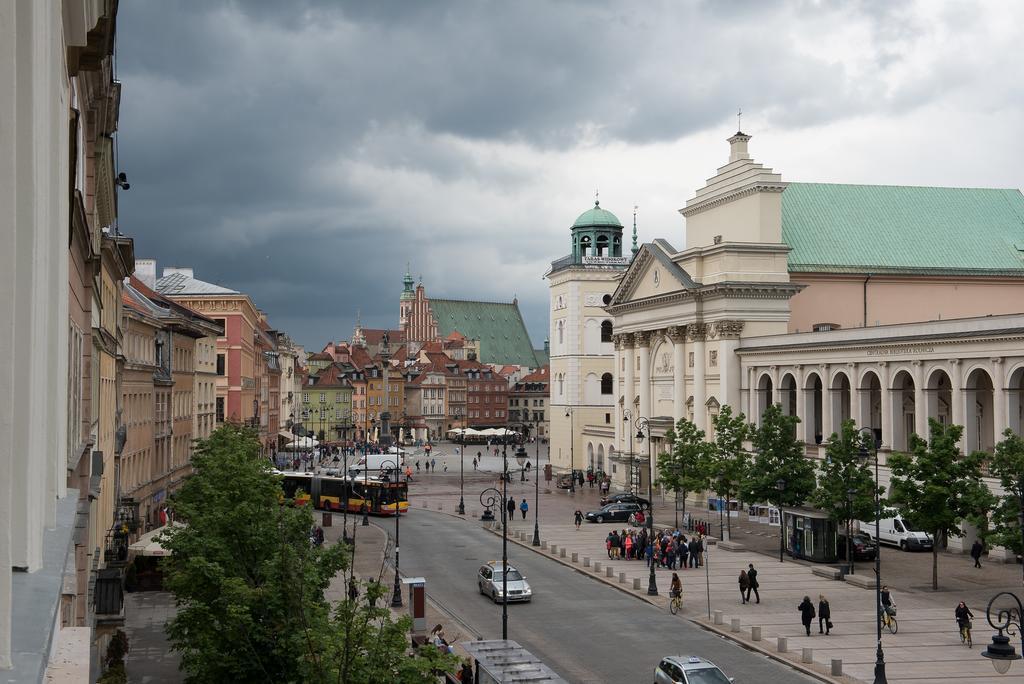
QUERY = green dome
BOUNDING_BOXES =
[572,201,622,229]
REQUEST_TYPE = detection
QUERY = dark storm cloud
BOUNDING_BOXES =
[115,0,996,351]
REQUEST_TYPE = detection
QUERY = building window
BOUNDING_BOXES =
[216,353,225,376]
[813,322,839,332]
[605,413,611,424]
[215,397,225,423]
[600,320,613,343]
[600,373,613,395]
[213,318,226,337]
[709,350,718,367]
[320,393,326,403]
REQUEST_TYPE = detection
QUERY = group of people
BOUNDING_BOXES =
[797,595,832,636]
[736,564,760,603]
[505,496,530,520]
[600,526,708,569]
[414,458,443,473]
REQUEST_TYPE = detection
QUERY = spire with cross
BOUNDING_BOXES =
[631,204,639,255]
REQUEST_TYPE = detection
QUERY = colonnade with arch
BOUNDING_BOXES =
[745,358,1024,455]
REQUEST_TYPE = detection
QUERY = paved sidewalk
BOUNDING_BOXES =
[406,459,1017,684]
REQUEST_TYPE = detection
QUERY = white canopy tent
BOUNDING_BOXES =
[283,436,319,450]
[128,522,183,557]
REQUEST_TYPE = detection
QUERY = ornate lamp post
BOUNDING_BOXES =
[775,478,786,563]
[362,418,376,526]
[981,592,1024,674]
[457,430,466,515]
[565,407,575,493]
[532,418,541,547]
[481,478,509,639]
[858,426,887,684]
[380,458,403,608]
[634,416,658,596]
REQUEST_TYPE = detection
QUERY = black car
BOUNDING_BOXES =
[600,492,651,510]
[585,503,642,523]
[837,531,878,561]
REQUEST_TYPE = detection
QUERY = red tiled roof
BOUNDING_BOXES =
[520,366,550,382]
[308,352,333,361]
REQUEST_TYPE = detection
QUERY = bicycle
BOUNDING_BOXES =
[959,621,972,648]
[880,606,898,634]
[669,592,683,615]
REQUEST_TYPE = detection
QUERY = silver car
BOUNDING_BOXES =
[654,656,733,684]
[477,561,532,603]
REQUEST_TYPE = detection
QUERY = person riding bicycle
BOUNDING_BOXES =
[880,585,895,622]
[955,601,974,638]
[669,572,682,599]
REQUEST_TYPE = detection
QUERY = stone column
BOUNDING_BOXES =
[689,324,708,431]
[793,365,808,440]
[879,363,892,450]
[613,335,623,451]
[950,360,964,449]
[993,357,1008,440]
[624,333,636,433]
[715,320,744,412]
[820,364,833,441]
[748,366,758,422]
[669,326,686,422]
[850,363,864,428]
[913,360,927,440]
[637,331,651,420]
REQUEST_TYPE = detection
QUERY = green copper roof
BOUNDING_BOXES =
[429,298,539,367]
[573,201,623,229]
[782,183,1024,275]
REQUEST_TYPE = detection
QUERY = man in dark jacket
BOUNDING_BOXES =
[970,539,984,568]
[687,538,699,568]
[506,496,516,521]
[746,563,760,603]
[799,596,816,636]
[818,594,832,634]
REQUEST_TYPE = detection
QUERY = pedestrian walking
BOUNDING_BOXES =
[738,570,750,603]
[431,458,436,472]
[472,457,478,470]
[745,563,760,603]
[520,498,529,519]
[687,537,699,568]
[574,509,583,530]
[506,496,516,521]
[606,532,615,559]
[415,460,421,472]
[818,594,832,635]
[799,596,816,636]
[971,539,983,568]
[442,460,448,472]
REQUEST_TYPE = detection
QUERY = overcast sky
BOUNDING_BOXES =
[116,0,1024,353]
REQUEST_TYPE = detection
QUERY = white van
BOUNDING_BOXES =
[857,514,932,551]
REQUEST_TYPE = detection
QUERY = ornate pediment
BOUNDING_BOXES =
[606,242,697,309]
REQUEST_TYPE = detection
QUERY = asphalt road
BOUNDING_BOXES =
[382,510,820,684]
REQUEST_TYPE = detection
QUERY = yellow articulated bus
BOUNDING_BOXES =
[276,471,409,516]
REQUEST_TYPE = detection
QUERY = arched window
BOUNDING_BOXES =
[600,373,613,395]
[600,320,613,343]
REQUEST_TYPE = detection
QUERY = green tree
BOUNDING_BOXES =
[658,418,713,528]
[161,424,456,683]
[888,419,995,590]
[743,403,816,561]
[709,405,750,538]
[811,420,881,570]
[985,429,1024,576]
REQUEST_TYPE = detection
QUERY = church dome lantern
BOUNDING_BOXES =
[571,199,624,264]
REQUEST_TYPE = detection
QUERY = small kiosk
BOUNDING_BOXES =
[782,507,838,563]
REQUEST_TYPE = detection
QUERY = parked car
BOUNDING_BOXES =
[837,531,877,561]
[600,492,651,509]
[654,655,733,684]
[585,502,642,523]
[856,514,932,551]
[477,561,532,603]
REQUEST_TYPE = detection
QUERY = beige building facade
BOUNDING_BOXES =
[554,131,1024,557]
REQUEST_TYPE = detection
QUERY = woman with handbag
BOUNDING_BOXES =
[818,594,832,635]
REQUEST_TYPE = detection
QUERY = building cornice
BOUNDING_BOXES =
[679,182,787,218]
[605,281,801,315]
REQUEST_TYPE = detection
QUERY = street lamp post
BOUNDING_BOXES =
[981,591,1024,674]
[634,416,658,596]
[623,408,634,494]
[846,486,857,575]
[858,427,887,684]
[566,407,575,493]
[362,418,375,527]
[380,458,402,608]
[532,418,541,546]
[457,431,466,515]
[479,486,507,639]
[776,478,786,563]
